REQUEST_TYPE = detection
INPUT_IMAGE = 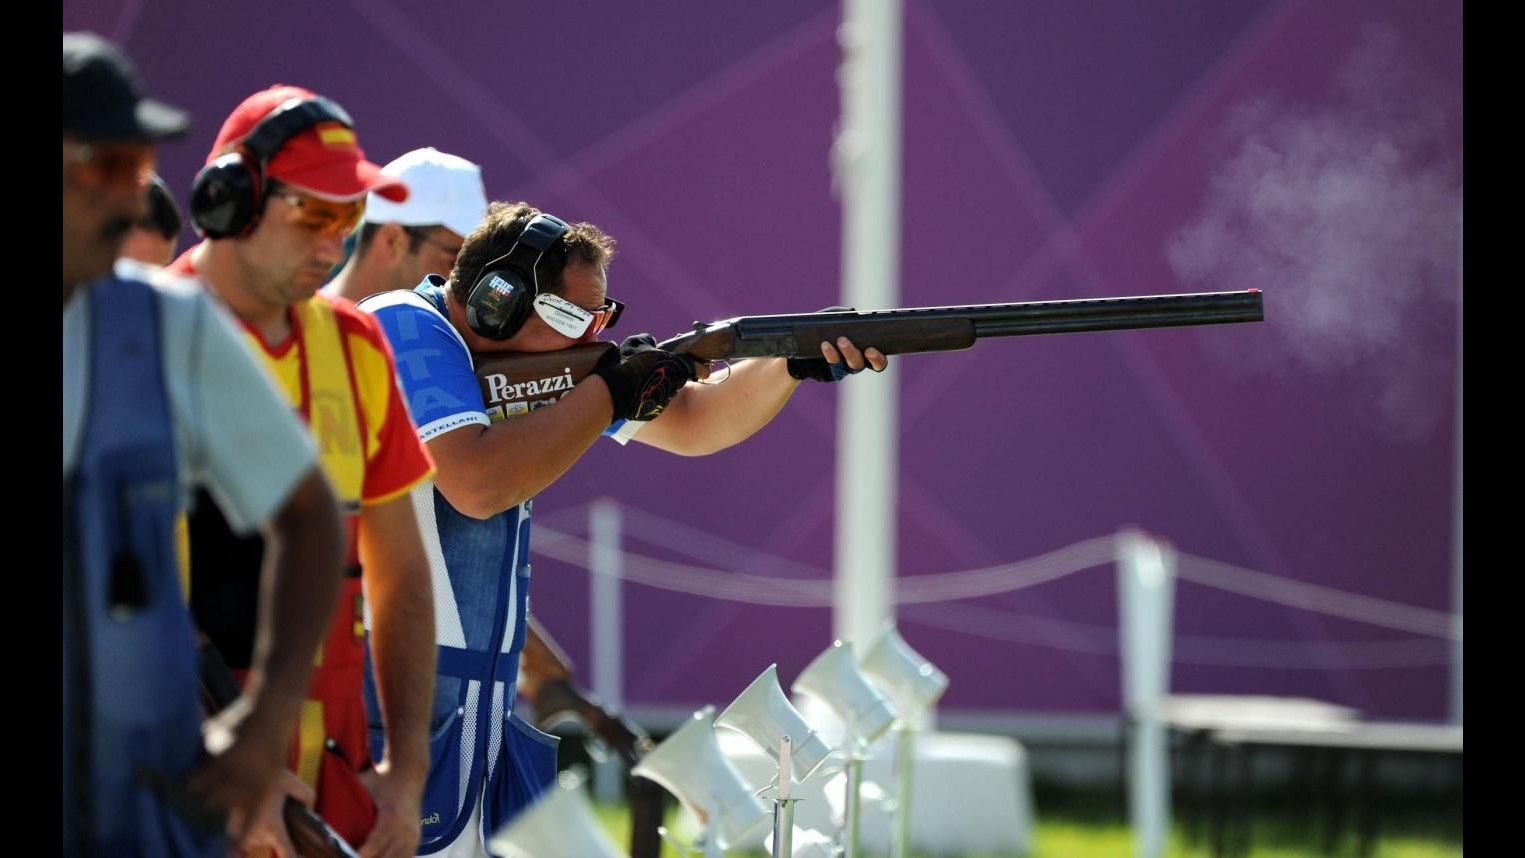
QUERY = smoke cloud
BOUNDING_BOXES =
[1168,25,1460,444]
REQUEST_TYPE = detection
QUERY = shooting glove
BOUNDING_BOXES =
[786,306,870,382]
[592,333,697,422]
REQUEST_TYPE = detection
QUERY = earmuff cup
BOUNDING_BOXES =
[464,213,571,340]
[187,153,262,240]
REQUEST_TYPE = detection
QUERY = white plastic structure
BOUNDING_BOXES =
[488,769,627,858]
[716,663,834,781]
[792,640,898,747]
[630,705,770,850]
[859,622,949,728]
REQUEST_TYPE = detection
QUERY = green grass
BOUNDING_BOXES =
[587,799,1462,857]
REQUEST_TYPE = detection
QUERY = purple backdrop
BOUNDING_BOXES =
[64,0,1462,722]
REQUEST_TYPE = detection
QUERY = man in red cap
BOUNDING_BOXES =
[65,36,348,858]
[169,85,437,858]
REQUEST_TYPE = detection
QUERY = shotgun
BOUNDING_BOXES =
[519,616,664,858]
[473,289,1263,417]
[195,635,361,858]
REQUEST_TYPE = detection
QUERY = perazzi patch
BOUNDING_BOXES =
[482,369,576,406]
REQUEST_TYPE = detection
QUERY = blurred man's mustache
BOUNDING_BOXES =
[101,218,133,241]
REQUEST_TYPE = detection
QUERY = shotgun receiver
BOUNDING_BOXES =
[473,289,1263,417]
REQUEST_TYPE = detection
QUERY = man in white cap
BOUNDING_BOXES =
[326,146,487,304]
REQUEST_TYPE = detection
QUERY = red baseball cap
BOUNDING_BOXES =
[206,84,407,203]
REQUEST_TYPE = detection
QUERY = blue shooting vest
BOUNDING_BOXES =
[361,277,558,854]
[62,276,225,856]
[365,493,558,854]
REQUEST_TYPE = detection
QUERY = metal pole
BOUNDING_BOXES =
[772,800,798,858]
[1118,530,1176,858]
[772,735,798,858]
[890,724,915,858]
[843,752,866,858]
[833,0,904,647]
[590,499,624,802]
[1449,196,1463,726]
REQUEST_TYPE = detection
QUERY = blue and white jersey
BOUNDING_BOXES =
[358,276,636,853]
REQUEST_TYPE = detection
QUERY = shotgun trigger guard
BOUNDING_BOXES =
[694,359,731,385]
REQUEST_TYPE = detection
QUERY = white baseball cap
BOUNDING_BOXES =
[363,147,488,239]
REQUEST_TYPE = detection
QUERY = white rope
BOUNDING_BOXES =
[531,526,1111,605]
[599,504,831,579]
[533,527,831,606]
[891,536,1117,604]
[901,603,1454,669]
[531,513,1460,642]
[1175,553,1459,640]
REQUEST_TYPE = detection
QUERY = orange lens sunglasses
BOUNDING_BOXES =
[64,141,156,191]
[589,298,624,336]
[268,185,366,239]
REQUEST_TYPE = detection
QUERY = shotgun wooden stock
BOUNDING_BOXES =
[522,617,655,771]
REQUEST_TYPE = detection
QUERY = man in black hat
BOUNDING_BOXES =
[62,31,190,297]
[63,31,349,857]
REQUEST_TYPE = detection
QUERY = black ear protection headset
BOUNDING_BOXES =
[464,213,571,340]
[188,96,355,239]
